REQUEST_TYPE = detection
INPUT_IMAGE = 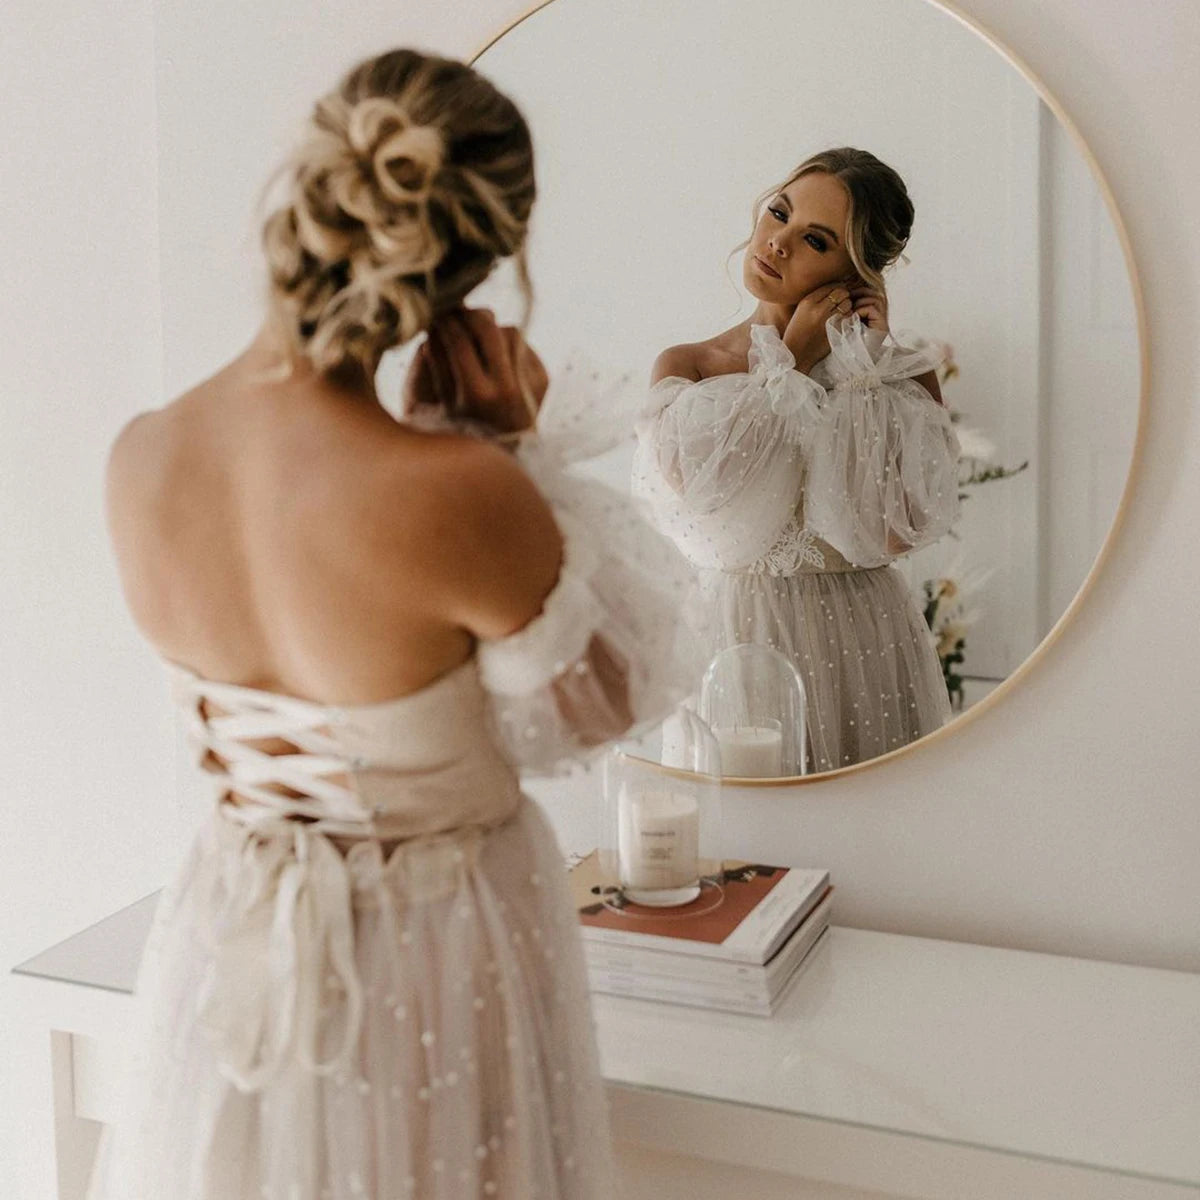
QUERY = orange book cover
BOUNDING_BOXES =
[570,850,815,952]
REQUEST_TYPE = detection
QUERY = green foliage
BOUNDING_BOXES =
[922,581,965,709]
[960,460,1029,488]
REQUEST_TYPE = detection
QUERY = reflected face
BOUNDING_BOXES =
[743,171,856,303]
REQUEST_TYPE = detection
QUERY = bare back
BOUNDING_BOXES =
[105,337,563,706]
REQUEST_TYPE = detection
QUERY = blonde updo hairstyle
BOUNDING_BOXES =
[745,146,914,292]
[262,49,536,380]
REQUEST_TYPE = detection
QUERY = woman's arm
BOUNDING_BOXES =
[848,284,943,406]
[913,369,944,406]
[801,293,960,566]
[428,441,635,746]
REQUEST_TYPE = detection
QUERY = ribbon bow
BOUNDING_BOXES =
[196,821,365,1093]
[748,323,798,392]
[823,313,942,390]
[747,324,826,427]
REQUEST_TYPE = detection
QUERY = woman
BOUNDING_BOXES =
[633,148,960,773]
[91,49,696,1199]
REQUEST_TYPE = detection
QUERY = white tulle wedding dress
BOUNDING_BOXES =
[86,378,700,1200]
[632,315,960,772]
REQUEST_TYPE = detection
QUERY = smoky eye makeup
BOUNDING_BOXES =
[768,192,792,219]
[764,193,834,251]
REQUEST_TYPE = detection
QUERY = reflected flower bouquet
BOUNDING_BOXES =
[912,342,1027,703]
[921,565,992,710]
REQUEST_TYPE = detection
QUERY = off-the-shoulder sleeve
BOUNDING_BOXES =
[803,315,961,567]
[475,433,706,774]
[532,350,644,463]
[630,326,824,570]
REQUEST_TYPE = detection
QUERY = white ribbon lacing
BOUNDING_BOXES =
[172,670,479,1093]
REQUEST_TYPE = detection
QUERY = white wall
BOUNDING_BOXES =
[1041,112,1141,629]
[1,0,174,950]
[3,0,1199,1193]
[0,1,173,1193]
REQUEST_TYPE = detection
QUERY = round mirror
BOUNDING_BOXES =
[466,0,1143,782]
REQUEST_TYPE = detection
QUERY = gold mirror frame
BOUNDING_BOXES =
[472,0,1149,787]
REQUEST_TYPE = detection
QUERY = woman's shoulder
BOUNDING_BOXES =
[104,400,194,522]
[652,332,750,386]
[375,426,557,557]
[370,428,563,639]
[651,341,708,385]
[388,426,539,510]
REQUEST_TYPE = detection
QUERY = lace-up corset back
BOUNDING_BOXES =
[169,658,523,841]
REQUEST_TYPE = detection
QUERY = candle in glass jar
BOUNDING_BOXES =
[713,725,784,778]
[617,787,700,904]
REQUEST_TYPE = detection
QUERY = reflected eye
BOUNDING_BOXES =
[805,233,828,252]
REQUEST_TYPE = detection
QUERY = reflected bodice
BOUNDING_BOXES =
[633,318,960,577]
[740,512,859,577]
[168,656,523,841]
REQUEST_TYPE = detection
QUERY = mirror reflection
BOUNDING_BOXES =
[631,151,961,772]
[464,0,1141,779]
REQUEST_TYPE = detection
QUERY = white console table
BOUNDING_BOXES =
[12,894,1200,1200]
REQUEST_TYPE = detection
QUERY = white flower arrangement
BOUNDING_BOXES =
[910,341,1028,704]
[921,562,994,710]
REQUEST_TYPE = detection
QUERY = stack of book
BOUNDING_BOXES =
[569,852,831,1016]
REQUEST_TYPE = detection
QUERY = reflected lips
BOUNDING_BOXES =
[754,255,782,279]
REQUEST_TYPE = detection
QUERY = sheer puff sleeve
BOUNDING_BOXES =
[804,315,961,567]
[630,325,825,570]
[469,371,706,775]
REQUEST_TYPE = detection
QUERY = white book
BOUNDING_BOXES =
[589,925,831,1016]
[586,892,833,993]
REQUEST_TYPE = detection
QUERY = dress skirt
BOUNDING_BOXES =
[87,797,615,1200]
[700,563,952,772]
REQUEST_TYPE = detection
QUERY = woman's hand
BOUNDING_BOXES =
[402,308,549,435]
[782,279,857,373]
[849,284,890,335]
